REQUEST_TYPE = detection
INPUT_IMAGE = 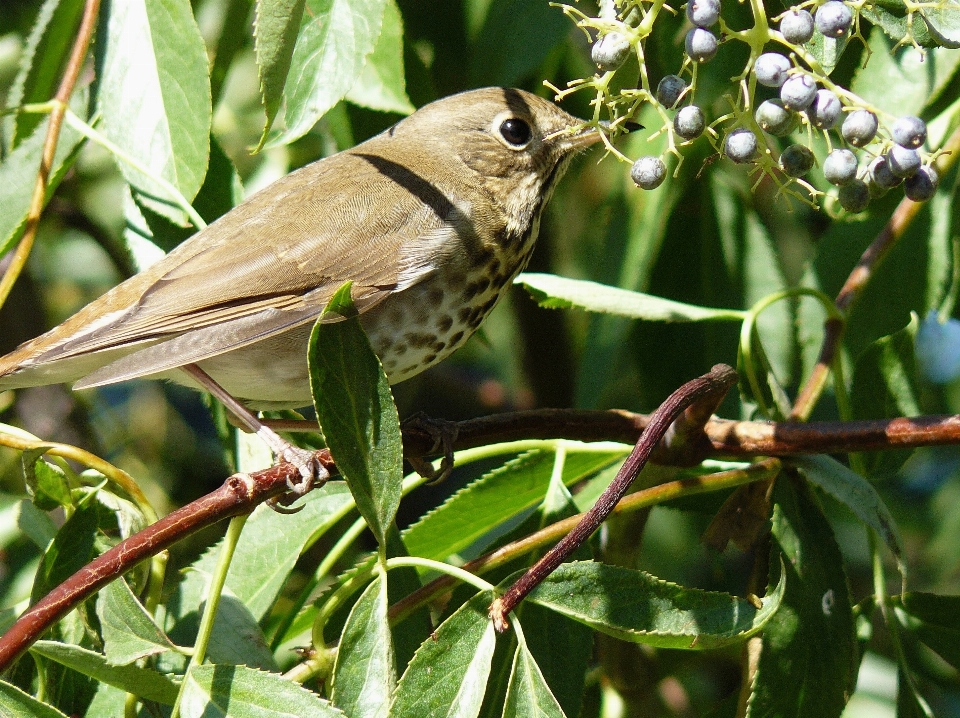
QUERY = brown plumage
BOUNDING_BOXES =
[0,87,598,409]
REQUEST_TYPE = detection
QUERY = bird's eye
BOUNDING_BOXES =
[499,118,532,146]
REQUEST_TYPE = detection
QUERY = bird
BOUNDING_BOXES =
[0,87,600,488]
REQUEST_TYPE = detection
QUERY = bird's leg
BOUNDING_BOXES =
[181,364,327,494]
[401,412,459,483]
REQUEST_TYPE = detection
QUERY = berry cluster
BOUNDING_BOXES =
[557,0,944,212]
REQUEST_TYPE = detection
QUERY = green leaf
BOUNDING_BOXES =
[791,455,905,575]
[0,679,69,718]
[0,91,86,256]
[391,591,497,717]
[32,500,98,602]
[188,482,355,621]
[16,498,58,549]
[4,0,86,147]
[517,274,746,322]
[852,28,960,118]
[332,574,396,718]
[745,478,858,718]
[254,0,308,148]
[851,317,921,475]
[180,664,346,717]
[860,2,936,47]
[97,578,177,665]
[402,448,625,562]
[807,28,850,75]
[96,0,212,225]
[526,561,785,649]
[501,640,566,718]
[29,640,179,704]
[470,0,569,86]
[310,283,403,546]
[898,592,960,669]
[346,0,415,115]
[21,449,71,511]
[273,0,388,146]
[923,4,960,48]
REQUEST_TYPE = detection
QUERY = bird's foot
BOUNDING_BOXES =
[402,412,459,483]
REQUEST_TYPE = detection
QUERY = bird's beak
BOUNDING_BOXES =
[551,124,605,152]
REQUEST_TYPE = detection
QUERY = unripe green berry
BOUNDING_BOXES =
[631,156,667,189]
[756,99,799,136]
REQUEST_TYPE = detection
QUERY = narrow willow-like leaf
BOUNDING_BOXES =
[332,574,395,718]
[98,578,176,665]
[921,6,960,47]
[501,641,566,718]
[345,0,414,115]
[310,283,403,546]
[746,479,858,718]
[31,501,97,603]
[791,455,905,576]
[5,0,86,147]
[391,592,497,718]
[273,0,387,146]
[96,0,211,224]
[526,561,785,649]
[180,664,346,717]
[29,641,179,704]
[517,273,745,322]
[403,448,624,562]
[0,679,69,718]
[254,0,308,148]
[806,27,850,75]
[898,592,960,669]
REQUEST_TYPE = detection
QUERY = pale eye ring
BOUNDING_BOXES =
[499,118,532,146]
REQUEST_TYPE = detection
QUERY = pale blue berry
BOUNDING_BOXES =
[838,179,870,212]
[904,166,939,201]
[687,0,721,27]
[592,32,632,71]
[780,74,817,111]
[631,156,667,189]
[841,109,878,147]
[823,148,857,185]
[755,53,791,87]
[816,1,853,37]
[674,105,706,139]
[892,116,927,148]
[657,75,687,108]
[780,8,815,43]
[887,145,921,178]
[685,27,718,62]
[725,129,758,163]
[756,99,798,136]
[808,89,841,129]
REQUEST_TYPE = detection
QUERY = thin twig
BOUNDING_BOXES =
[0,0,101,309]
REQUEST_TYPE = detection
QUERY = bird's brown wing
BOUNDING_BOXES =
[6,147,462,387]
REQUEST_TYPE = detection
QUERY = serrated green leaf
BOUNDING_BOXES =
[898,591,960,668]
[791,455,905,576]
[254,0,308,148]
[517,273,745,322]
[0,90,86,256]
[332,574,395,718]
[4,0,86,147]
[526,561,785,649]
[29,640,179,704]
[272,0,388,146]
[346,0,415,114]
[922,2,960,48]
[180,664,346,717]
[310,283,402,546]
[98,578,176,665]
[96,0,212,225]
[860,3,936,47]
[402,448,625,562]
[746,479,857,718]
[501,641,567,718]
[853,27,960,118]
[391,591,497,718]
[0,679,69,718]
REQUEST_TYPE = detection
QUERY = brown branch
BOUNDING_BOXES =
[0,0,101,309]
[489,364,738,631]
[0,452,335,671]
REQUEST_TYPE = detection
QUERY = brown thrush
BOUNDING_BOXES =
[0,87,600,485]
